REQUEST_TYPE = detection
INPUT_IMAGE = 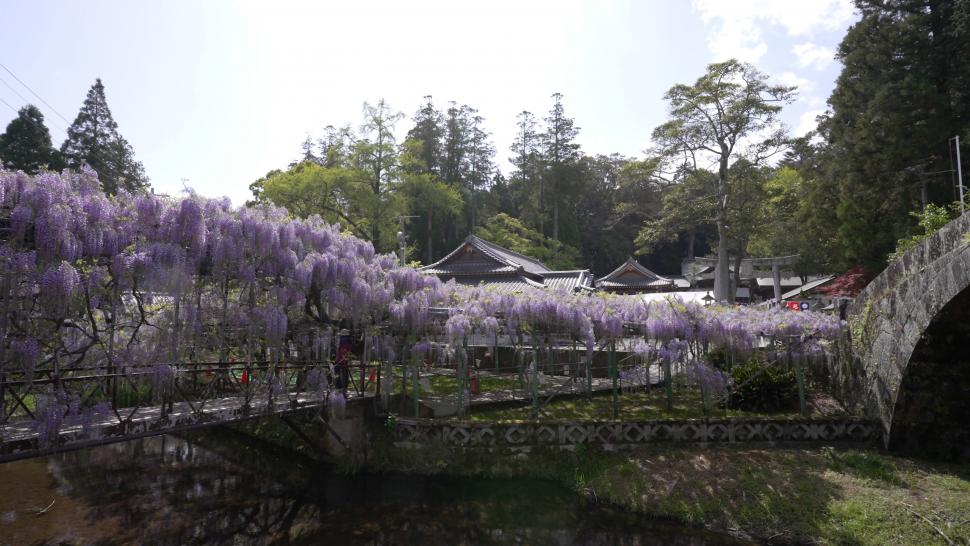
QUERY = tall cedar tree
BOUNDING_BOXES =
[406,95,445,177]
[541,93,581,242]
[819,0,970,269]
[61,79,149,194]
[509,111,542,232]
[0,105,59,173]
[402,97,472,263]
[439,102,496,243]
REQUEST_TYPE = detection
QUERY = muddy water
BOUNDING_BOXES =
[0,431,756,545]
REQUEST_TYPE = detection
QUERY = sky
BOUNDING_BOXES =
[0,0,858,205]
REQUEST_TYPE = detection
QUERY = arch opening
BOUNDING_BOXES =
[889,284,970,460]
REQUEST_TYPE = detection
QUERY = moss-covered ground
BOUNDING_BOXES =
[368,437,970,545]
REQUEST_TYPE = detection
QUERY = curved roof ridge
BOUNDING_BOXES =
[596,256,671,284]
[468,234,552,274]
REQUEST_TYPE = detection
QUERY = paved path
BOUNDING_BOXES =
[418,368,660,417]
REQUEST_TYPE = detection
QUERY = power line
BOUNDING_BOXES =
[0,75,67,133]
[0,62,72,125]
[0,95,65,142]
[0,95,21,116]
[0,76,32,109]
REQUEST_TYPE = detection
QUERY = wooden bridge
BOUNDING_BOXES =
[0,361,374,462]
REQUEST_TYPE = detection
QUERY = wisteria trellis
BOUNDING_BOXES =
[0,169,844,438]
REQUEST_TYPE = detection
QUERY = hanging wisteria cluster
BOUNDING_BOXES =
[0,168,846,429]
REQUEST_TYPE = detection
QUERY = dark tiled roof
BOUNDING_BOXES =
[421,264,519,276]
[596,257,688,291]
[421,236,592,292]
[472,236,551,274]
[598,278,675,289]
[448,275,546,293]
[543,270,594,291]
[420,235,551,277]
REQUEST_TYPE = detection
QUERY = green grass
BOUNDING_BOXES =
[369,439,970,545]
[425,373,521,396]
[467,389,809,422]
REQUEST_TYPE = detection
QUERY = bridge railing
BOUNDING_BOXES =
[0,357,386,454]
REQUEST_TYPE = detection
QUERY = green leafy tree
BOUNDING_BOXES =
[399,141,464,263]
[257,161,374,240]
[575,154,663,274]
[475,213,582,271]
[651,60,794,301]
[888,202,961,261]
[0,105,60,173]
[318,125,354,168]
[351,99,405,250]
[61,78,149,194]
[636,169,718,260]
[246,168,282,206]
[776,135,842,274]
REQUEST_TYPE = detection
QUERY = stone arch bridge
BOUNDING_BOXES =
[838,212,970,459]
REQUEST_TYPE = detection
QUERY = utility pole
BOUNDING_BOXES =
[395,215,418,266]
[396,230,406,266]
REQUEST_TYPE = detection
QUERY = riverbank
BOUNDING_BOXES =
[366,438,970,545]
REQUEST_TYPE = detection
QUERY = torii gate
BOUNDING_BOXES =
[690,255,799,303]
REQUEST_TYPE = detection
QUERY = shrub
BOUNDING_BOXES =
[727,359,799,412]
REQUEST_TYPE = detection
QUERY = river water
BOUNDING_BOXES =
[0,430,756,545]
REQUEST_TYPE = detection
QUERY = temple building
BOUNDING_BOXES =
[419,235,594,293]
[595,257,691,294]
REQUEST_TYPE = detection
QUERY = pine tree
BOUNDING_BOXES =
[651,60,794,301]
[61,78,149,194]
[0,105,59,173]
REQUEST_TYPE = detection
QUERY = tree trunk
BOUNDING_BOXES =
[426,212,433,264]
[538,173,544,237]
[732,251,744,304]
[687,230,696,259]
[714,154,731,303]
[714,217,731,302]
[553,193,559,242]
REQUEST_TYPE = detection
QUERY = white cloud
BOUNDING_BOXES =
[693,0,854,62]
[793,42,835,70]
[796,109,826,136]
[776,71,813,93]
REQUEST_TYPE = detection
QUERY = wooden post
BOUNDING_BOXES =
[400,335,412,415]
[531,332,539,421]
[791,345,808,417]
[413,352,420,419]
[664,358,673,412]
[494,332,499,371]
[610,341,618,420]
[772,263,783,305]
[458,336,469,420]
